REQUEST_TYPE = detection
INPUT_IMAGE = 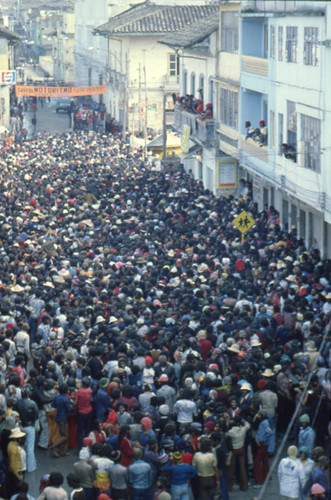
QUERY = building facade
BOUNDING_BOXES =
[238,0,331,257]
[94,2,219,133]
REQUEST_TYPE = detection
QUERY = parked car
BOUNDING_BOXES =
[56,98,71,113]
[77,97,101,111]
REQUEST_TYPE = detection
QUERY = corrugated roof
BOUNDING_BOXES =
[95,3,219,36]
[159,14,219,49]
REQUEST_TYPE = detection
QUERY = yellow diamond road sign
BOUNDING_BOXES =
[232,210,255,233]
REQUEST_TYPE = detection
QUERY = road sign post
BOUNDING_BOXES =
[232,210,255,244]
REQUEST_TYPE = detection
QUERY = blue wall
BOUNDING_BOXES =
[241,90,264,133]
[242,19,264,57]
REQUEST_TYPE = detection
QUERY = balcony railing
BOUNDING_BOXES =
[174,108,198,135]
[241,135,269,163]
[196,118,215,146]
[242,55,268,76]
[174,108,215,146]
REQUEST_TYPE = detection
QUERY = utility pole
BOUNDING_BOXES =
[122,54,127,140]
[162,93,167,161]
[143,65,148,159]
[138,63,141,135]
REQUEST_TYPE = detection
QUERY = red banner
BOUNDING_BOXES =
[15,84,106,97]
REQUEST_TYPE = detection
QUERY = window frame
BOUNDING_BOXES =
[168,53,179,77]
[278,26,283,61]
[270,25,275,59]
[301,114,321,172]
[286,26,298,63]
[221,11,239,54]
[304,27,319,66]
[220,88,238,129]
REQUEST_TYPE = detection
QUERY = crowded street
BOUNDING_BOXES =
[0,126,329,500]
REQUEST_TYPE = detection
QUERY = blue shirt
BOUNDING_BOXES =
[94,389,110,420]
[52,394,73,422]
[128,460,152,489]
[298,426,315,455]
[164,462,197,485]
[255,418,273,446]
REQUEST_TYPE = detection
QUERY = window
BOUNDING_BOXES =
[270,110,275,148]
[264,24,268,58]
[221,12,239,53]
[270,25,275,58]
[304,27,319,66]
[183,71,187,96]
[300,209,306,241]
[191,73,196,96]
[278,27,283,60]
[278,113,284,155]
[287,100,297,150]
[220,88,238,129]
[168,53,179,77]
[208,78,214,107]
[286,26,298,62]
[199,75,204,100]
[301,114,321,171]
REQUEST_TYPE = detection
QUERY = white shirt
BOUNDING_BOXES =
[174,399,197,423]
[278,457,305,499]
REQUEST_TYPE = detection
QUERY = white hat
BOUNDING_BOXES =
[96,316,106,324]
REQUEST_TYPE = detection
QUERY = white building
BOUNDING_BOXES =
[238,0,331,257]
[53,12,75,84]
[93,2,219,133]
[74,0,143,102]
[0,25,19,131]
[162,15,220,190]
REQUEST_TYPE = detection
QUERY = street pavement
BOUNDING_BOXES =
[23,100,71,138]
[20,64,71,137]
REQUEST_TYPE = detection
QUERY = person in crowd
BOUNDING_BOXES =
[278,446,305,500]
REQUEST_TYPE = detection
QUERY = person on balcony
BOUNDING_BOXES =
[200,103,213,121]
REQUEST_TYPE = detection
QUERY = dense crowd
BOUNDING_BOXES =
[0,130,329,500]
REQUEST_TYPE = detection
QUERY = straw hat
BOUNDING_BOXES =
[240,383,252,392]
[227,343,240,354]
[251,338,261,347]
[10,428,26,439]
[262,368,274,377]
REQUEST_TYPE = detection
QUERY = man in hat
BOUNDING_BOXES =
[7,427,26,496]
[278,446,305,499]
[164,450,197,500]
[156,374,176,413]
[298,414,315,456]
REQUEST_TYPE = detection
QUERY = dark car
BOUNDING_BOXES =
[77,97,101,111]
[56,98,71,113]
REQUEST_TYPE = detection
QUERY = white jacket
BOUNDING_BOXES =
[278,457,305,499]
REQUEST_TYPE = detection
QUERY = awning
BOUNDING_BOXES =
[179,144,201,161]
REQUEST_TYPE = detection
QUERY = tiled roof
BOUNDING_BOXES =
[94,2,219,36]
[159,14,219,49]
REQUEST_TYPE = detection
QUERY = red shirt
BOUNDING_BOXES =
[120,437,134,466]
[76,387,92,414]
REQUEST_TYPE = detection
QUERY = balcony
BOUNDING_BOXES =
[196,118,215,147]
[241,135,269,163]
[242,55,268,76]
[174,107,198,135]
